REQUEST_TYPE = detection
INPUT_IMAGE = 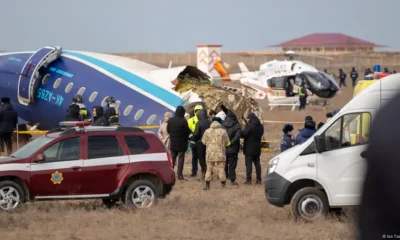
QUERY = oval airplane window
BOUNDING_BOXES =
[134,109,144,120]
[101,96,109,107]
[53,78,62,89]
[77,87,86,96]
[89,92,98,102]
[65,82,74,93]
[42,74,50,85]
[147,114,156,125]
[124,105,133,116]
[116,100,121,108]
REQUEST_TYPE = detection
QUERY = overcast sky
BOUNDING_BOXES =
[1,0,397,53]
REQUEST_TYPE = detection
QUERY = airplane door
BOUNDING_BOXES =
[17,46,62,106]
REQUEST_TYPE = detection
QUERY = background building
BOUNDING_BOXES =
[269,33,385,54]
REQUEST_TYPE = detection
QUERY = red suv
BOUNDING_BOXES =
[0,121,175,211]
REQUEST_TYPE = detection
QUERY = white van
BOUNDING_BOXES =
[264,73,400,221]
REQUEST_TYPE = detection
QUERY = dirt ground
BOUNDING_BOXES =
[0,86,357,240]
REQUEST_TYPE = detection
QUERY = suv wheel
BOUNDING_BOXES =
[124,180,158,209]
[0,181,25,211]
[290,187,328,221]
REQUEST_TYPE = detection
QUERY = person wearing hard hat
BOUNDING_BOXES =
[188,105,204,177]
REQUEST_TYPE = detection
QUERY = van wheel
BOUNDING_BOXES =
[0,180,25,211]
[290,187,328,221]
[123,180,158,209]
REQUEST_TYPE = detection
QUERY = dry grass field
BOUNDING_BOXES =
[0,85,357,240]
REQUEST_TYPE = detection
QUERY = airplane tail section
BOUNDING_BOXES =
[213,58,232,82]
[196,44,234,84]
[238,62,249,73]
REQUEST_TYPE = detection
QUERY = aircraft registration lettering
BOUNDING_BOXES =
[37,88,64,106]
[49,67,74,78]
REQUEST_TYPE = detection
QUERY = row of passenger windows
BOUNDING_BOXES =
[41,74,160,125]
[43,135,150,162]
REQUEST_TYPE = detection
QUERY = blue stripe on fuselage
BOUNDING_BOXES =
[62,51,183,108]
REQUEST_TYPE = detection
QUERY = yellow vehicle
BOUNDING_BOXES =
[353,73,391,97]
[350,73,390,143]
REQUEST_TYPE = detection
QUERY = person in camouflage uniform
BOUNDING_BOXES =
[201,118,231,190]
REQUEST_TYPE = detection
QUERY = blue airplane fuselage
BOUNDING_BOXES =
[0,49,185,133]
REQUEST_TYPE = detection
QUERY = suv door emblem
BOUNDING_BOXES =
[51,171,64,184]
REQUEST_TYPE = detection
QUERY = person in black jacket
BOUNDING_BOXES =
[222,111,242,186]
[358,92,400,239]
[242,112,264,185]
[350,67,358,87]
[339,69,347,87]
[65,104,80,121]
[167,106,191,180]
[0,97,18,155]
[91,106,109,126]
[190,109,211,179]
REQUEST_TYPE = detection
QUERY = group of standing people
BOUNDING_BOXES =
[65,94,120,126]
[280,110,340,152]
[158,104,265,190]
[337,67,395,88]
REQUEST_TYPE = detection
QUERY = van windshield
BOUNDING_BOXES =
[10,136,54,159]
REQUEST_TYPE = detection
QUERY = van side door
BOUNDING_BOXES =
[316,111,373,206]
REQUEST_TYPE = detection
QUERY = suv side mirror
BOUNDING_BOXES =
[314,135,325,153]
[34,153,45,163]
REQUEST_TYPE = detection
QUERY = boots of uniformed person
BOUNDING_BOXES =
[203,181,210,191]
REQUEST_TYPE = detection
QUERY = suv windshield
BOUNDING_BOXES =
[10,136,54,159]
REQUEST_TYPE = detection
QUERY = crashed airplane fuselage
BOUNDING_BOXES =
[0,46,263,132]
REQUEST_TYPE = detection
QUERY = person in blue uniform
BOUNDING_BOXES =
[280,124,294,153]
[350,67,358,87]
[295,120,316,145]
[383,67,390,74]
[339,69,347,87]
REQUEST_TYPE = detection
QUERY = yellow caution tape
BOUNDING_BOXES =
[264,120,304,124]
[14,130,48,134]
[12,126,282,144]
[136,126,161,129]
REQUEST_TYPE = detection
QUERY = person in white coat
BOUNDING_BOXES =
[158,112,172,150]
